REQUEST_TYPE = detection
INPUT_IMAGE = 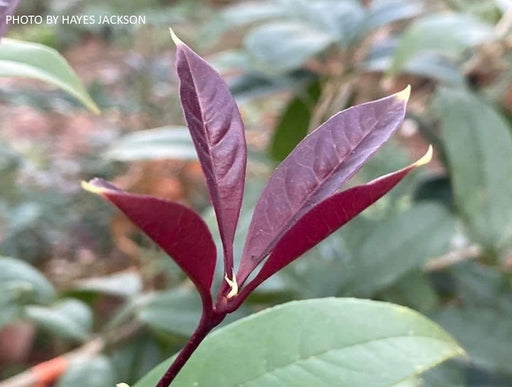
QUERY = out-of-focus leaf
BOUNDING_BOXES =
[57,356,115,387]
[281,0,364,44]
[218,2,285,30]
[421,361,467,387]
[270,80,321,161]
[413,175,454,209]
[135,298,463,387]
[435,88,512,253]
[244,151,432,293]
[136,289,202,337]
[380,270,439,314]
[229,69,315,102]
[435,305,512,374]
[338,203,455,297]
[173,32,246,272]
[364,0,423,32]
[244,21,334,73]
[364,41,465,85]
[390,14,494,73]
[82,179,216,303]
[110,335,165,384]
[25,298,93,341]
[0,39,99,113]
[239,89,410,283]
[105,127,197,161]
[0,0,19,39]
[73,271,142,298]
[0,256,55,305]
[135,288,249,337]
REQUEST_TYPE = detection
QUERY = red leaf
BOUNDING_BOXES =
[239,147,432,294]
[239,88,410,282]
[81,178,216,304]
[172,30,246,274]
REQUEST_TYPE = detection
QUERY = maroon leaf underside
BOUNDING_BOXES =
[240,158,424,294]
[238,92,408,283]
[84,178,216,304]
[175,40,247,274]
[0,0,20,39]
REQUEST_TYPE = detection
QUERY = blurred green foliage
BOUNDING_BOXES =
[2,0,512,385]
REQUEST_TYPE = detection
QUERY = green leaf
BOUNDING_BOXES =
[244,21,334,73]
[0,256,55,306]
[434,88,512,253]
[0,39,99,114]
[24,298,93,341]
[73,271,142,298]
[105,126,197,161]
[135,298,463,387]
[136,289,202,337]
[57,356,115,387]
[390,14,494,73]
[338,203,455,296]
[364,0,422,32]
[435,305,512,374]
[270,80,321,161]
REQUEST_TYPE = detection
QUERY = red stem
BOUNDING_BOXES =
[157,309,225,386]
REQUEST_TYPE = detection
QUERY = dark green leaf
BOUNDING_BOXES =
[270,80,321,161]
[338,203,455,296]
[435,88,512,253]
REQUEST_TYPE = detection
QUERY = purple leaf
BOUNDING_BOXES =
[0,0,19,40]
[238,87,411,282]
[239,147,432,294]
[171,30,246,275]
[81,178,216,305]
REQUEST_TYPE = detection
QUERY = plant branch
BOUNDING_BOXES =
[425,245,481,271]
[156,311,225,387]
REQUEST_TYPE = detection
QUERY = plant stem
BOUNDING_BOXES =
[156,311,225,387]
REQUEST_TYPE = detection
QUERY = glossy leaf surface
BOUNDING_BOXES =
[239,89,410,281]
[173,32,246,271]
[0,39,99,113]
[82,179,216,301]
[134,298,463,387]
[245,149,431,290]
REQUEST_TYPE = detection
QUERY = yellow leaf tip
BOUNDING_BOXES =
[81,180,106,196]
[414,145,433,167]
[395,84,411,103]
[169,27,184,46]
[225,274,238,299]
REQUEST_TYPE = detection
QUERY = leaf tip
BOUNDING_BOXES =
[117,384,130,387]
[81,178,116,196]
[394,84,411,103]
[225,274,238,299]
[414,145,433,167]
[169,27,184,46]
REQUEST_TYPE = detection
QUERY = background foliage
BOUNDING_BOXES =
[1,0,512,385]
